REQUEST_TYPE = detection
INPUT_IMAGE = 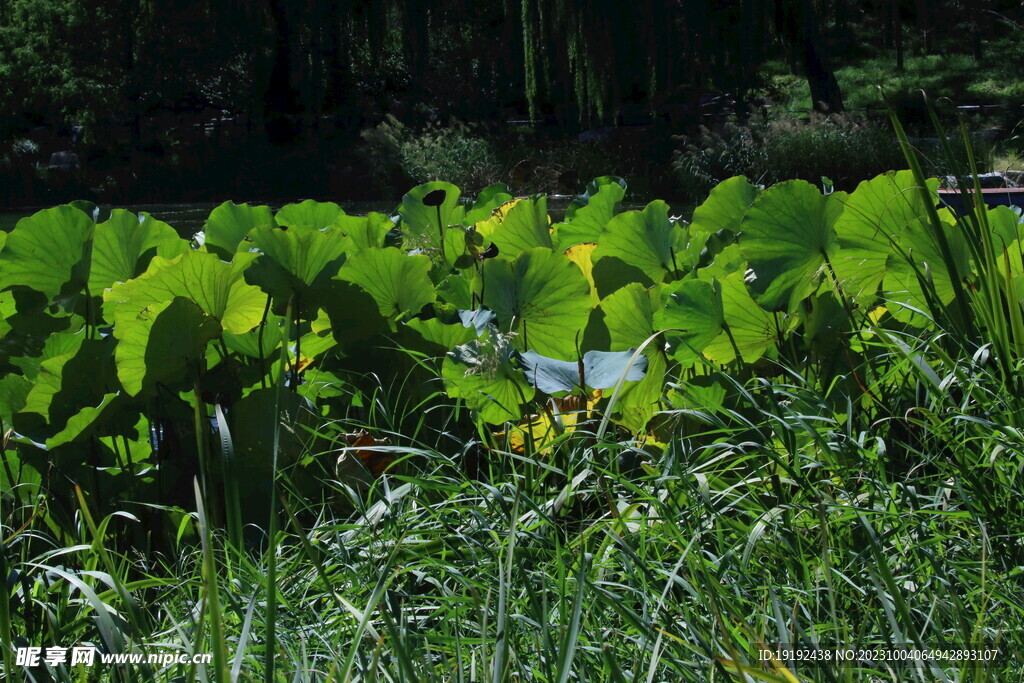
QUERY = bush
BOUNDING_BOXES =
[672,113,907,201]
[359,115,504,193]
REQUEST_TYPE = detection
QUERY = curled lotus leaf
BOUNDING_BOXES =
[203,201,276,258]
[442,332,535,424]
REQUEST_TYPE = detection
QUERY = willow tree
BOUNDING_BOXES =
[515,0,833,126]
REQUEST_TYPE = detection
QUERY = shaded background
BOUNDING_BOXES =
[2,0,1022,209]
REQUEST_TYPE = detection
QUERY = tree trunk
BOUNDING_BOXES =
[777,0,844,113]
[265,0,301,116]
[893,0,904,71]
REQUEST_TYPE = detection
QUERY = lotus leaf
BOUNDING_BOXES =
[406,317,478,350]
[477,247,592,360]
[596,282,666,431]
[21,336,116,431]
[700,269,776,364]
[474,197,551,257]
[519,349,647,394]
[90,210,187,293]
[112,297,222,396]
[334,212,394,251]
[275,200,344,230]
[398,181,465,248]
[462,183,516,224]
[336,247,435,319]
[690,175,760,236]
[203,202,275,258]
[884,210,969,326]
[830,171,938,304]
[442,333,535,424]
[564,243,600,306]
[740,180,842,312]
[103,250,266,335]
[654,278,725,364]
[0,206,94,298]
[245,222,349,314]
[594,200,690,282]
[552,176,627,250]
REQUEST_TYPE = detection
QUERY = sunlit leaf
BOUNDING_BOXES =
[336,247,435,319]
[478,247,592,360]
[595,200,690,282]
[89,210,187,293]
[739,180,842,311]
[0,206,93,298]
[203,201,275,257]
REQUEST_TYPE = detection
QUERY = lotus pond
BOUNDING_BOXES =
[2,165,1023,680]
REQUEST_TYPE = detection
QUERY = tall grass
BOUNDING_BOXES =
[4,359,1022,680]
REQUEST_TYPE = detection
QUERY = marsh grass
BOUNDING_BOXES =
[4,350,1023,681]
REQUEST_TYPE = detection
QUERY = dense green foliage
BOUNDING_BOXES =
[4,125,1024,677]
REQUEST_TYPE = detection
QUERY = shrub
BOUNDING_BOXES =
[672,113,907,201]
[359,115,504,192]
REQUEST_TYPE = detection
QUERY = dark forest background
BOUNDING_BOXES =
[2,0,1022,208]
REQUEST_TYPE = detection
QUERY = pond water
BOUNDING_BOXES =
[1,197,693,236]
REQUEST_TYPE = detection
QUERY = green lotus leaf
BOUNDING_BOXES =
[475,197,552,257]
[333,212,394,251]
[89,210,188,293]
[245,223,349,311]
[462,183,516,224]
[68,199,101,222]
[224,311,284,358]
[739,180,843,311]
[519,349,647,394]
[45,393,119,448]
[595,282,666,431]
[113,297,222,396]
[8,327,84,381]
[274,199,344,230]
[21,336,116,426]
[600,283,660,351]
[594,200,689,282]
[442,333,534,424]
[552,176,627,250]
[406,317,478,350]
[0,374,32,427]
[0,231,7,253]
[319,280,389,343]
[700,243,748,278]
[690,176,760,236]
[103,250,266,335]
[478,247,592,360]
[830,171,938,304]
[437,271,475,309]
[884,212,969,326]
[700,268,776,364]
[0,206,94,298]
[614,348,666,434]
[336,247,435,319]
[802,292,851,365]
[398,181,466,248]
[690,176,759,265]
[654,278,725,364]
[203,201,276,258]
[985,205,1024,253]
